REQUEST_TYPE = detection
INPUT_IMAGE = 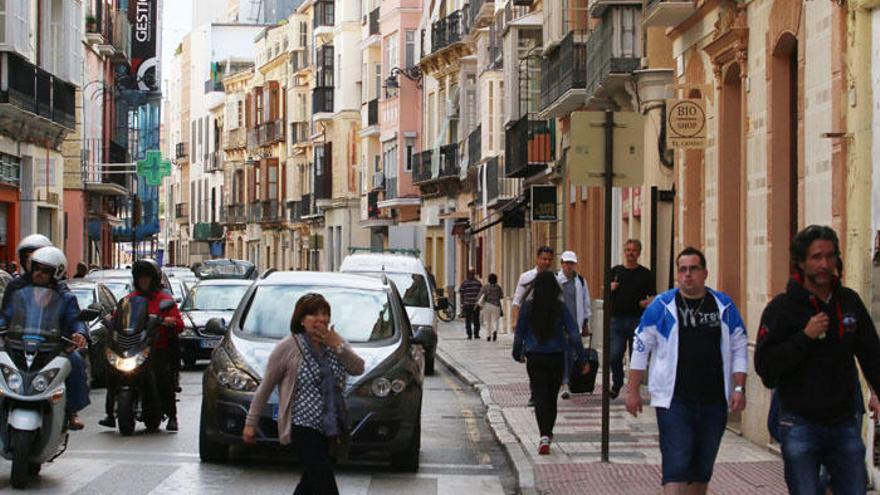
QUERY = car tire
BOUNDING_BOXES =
[424,353,435,376]
[199,402,229,463]
[390,418,421,472]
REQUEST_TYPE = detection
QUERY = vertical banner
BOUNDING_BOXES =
[131,0,158,91]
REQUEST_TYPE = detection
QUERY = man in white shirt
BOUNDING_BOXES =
[512,245,556,324]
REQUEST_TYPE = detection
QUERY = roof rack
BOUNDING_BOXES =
[348,247,421,257]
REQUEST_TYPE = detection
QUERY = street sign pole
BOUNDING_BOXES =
[601,109,614,463]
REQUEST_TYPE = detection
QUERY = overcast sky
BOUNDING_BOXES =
[160,0,193,94]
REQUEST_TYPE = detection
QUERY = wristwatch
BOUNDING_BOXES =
[733,385,745,393]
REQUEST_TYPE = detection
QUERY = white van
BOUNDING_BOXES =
[340,253,438,375]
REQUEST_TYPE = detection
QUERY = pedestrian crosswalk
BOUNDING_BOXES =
[0,457,508,495]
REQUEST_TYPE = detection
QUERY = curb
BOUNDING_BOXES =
[436,346,538,495]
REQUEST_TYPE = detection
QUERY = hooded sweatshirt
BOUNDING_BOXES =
[755,276,880,425]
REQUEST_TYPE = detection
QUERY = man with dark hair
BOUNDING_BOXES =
[755,225,880,494]
[512,246,555,324]
[609,239,655,399]
[626,247,748,495]
[459,268,483,340]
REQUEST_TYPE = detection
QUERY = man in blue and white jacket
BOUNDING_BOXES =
[625,247,748,495]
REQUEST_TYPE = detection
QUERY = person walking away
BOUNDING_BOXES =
[609,239,655,399]
[556,251,591,399]
[99,259,184,431]
[625,247,748,495]
[0,247,91,430]
[478,273,503,341]
[244,294,365,495]
[513,271,591,455]
[511,246,555,324]
[755,225,880,495]
[459,268,483,340]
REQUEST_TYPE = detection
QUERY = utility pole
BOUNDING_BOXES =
[601,109,614,463]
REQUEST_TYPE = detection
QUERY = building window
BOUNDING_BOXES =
[300,22,308,48]
[383,142,398,178]
[385,32,398,71]
[237,100,244,128]
[405,30,415,68]
[268,163,278,200]
[405,137,415,172]
[375,64,381,100]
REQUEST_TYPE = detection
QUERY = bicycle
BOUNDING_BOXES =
[434,287,456,322]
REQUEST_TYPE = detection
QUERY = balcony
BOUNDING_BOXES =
[175,203,188,220]
[176,142,187,159]
[0,52,76,147]
[224,128,246,150]
[248,201,262,223]
[540,30,588,119]
[468,125,482,168]
[313,87,334,116]
[645,0,696,26]
[193,222,224,241]
[204,79,224,93]
[486,156,520,206]
[206,151,223,172]
[584,10,643,100]
[589,0,642,18]
[260,200,282,223]
[413,145,460,185]
[371,172,385,191]
[431,10,463,54]
[367,98,379,127]
[258,120,285,146]
[505,115,554,178]
[291,122,310,145]
[247,128,259,148]
[225,203,246,224]
[313,0,334,32]
[468,0,495,34]
[110,10,131,63]
[369,8,380,36]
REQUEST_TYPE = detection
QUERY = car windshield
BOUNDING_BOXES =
[170,280,186,296]
[239,285,395,342]
[70,288,95,310]
[356,272,429,308]
[183,285,249,311]
[102,282,131,301]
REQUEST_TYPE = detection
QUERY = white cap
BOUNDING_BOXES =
[561,251,578,263]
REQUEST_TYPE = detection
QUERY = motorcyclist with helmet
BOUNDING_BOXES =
[2,234,54,307]
[99,258,183,432]
[0,246,90,429]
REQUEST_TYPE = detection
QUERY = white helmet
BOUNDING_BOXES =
[30,247,67,282]
[18,234,52,264]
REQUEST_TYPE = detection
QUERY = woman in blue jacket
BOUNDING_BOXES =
[513,271,591,455]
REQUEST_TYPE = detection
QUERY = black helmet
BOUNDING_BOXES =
[132,258,162,293]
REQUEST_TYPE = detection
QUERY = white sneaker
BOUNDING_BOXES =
[538,436,551,455]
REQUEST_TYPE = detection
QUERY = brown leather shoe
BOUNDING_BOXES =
[68,415,85,431]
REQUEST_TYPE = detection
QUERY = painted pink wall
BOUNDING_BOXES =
[63,191,86,276]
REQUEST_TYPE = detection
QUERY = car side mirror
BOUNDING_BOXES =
[79,308,101,322]
[204,318,227,336]
[410,325,438,351]
[159,299,174,312]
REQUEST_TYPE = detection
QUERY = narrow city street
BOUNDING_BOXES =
[0,364,517,494]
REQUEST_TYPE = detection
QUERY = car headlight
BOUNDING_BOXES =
[1,365,22,393]
[212,349,257,392]
[181,327,197,338]
[365,376,408,398]
[31,369,59,393]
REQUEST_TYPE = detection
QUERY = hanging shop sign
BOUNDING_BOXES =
[530,185,558,222]
[666,99,707,149]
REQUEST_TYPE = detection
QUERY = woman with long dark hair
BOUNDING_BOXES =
[513,270,591,455]
[244,293,365,494]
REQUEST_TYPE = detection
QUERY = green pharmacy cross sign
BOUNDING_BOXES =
[137,150,171,186]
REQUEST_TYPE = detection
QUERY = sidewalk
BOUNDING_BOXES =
[435,320,786,495]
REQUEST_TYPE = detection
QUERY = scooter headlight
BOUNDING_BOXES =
[1,365,22,393]
[31,374,48,393]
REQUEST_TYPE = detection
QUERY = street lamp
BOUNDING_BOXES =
[632,69,676,168]
[384,66,423,98]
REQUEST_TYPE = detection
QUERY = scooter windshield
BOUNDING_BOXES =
[113,295,149,335]
[7,286,64,343]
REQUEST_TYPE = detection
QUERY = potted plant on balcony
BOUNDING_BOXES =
[86,14,97,33]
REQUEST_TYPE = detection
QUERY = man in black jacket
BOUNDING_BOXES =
[755,225,880,494]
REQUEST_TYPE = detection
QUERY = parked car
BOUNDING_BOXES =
[86,268,172,301]
[193,259,256,280]
[179,279,251,368]
[67,279,118,386]
[167,277,191,304]
[340,253,438,375]
[199,271,427,471]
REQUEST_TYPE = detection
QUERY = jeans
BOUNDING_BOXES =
[778,412,867,495]
[526,353,564,437]
[656,399,728,484]
[464,305,480,338]
[291,426,340,495]
[610,316,640,390]
[65,350,90,414]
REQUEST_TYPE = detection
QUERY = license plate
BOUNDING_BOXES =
[200,339,219,349]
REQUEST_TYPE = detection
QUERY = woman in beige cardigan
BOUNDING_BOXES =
[243,293,364,495]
